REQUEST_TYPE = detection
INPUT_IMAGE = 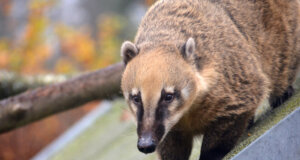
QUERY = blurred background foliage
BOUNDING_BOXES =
[0,0,155,159]
[0,0,155,74]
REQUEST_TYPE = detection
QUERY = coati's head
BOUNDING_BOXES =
[121,38,209,154]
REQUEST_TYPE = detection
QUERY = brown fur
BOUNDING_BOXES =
[121,0,300,160]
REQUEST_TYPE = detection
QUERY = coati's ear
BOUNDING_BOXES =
[121,41,139,65]
[181,37,196,59]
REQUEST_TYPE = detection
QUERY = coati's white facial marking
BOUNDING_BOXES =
[128,88,140,115]
[164,86,175,93]
[166,97,178,113]
[130,103,138,114]
[181,86,190,100]
[131,88,139,95]
[123,91,136,114]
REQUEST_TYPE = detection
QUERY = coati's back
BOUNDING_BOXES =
[209,0,300,106]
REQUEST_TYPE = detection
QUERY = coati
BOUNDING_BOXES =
[120,0,300,159]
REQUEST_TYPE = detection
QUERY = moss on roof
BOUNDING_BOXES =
[224,89,300,160]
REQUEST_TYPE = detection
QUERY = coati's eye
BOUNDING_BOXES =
[132,95,141,105]
[163,93,174,103]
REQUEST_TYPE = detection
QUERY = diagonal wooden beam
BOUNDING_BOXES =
[0,63,124,134]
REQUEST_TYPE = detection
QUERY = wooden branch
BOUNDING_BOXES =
[0,63,124,133]
[0,71,70,99]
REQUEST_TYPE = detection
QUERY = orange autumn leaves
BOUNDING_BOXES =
[56,16,123,73]
[0,0,122,74]
[0,0,52,73]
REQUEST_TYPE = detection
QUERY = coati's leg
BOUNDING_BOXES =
[200,113,252,160]
[270,85,294,108]
[157,131,193,160]
[248,86,294,129]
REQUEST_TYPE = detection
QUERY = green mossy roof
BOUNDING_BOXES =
[50,100,157,160]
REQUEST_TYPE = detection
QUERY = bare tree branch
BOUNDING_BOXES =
[0,71,70,99]
[0,63,124,133]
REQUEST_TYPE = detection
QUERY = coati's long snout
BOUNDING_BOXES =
[136,102,166,154]
[137,122,165,154]
[135,90,172,154]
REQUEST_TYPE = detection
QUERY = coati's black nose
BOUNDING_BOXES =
[137,133,157,154]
